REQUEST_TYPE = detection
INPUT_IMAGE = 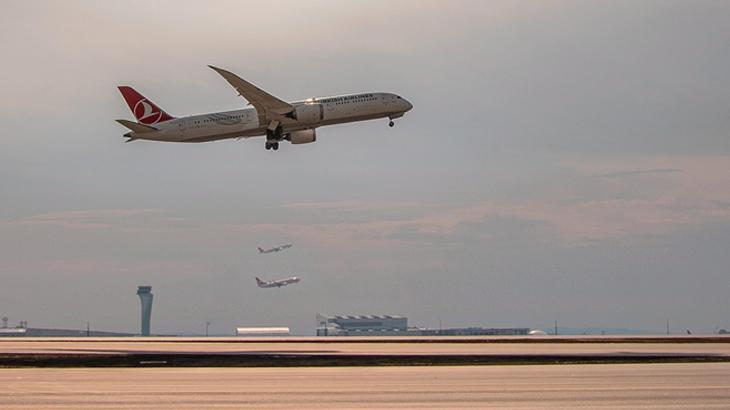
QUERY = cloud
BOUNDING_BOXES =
[9,152,728,249]
[284,200,434,213]
[8,209,162,229]
[233,155,730,246]
[595,168,683,178]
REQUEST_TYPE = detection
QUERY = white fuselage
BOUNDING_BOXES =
[130,92,412,143]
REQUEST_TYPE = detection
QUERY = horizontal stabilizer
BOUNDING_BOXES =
[116,119,159,134]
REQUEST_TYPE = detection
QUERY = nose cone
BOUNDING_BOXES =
[397,96,413,112]
[403,98,413,112]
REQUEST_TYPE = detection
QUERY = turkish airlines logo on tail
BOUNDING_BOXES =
[119,86,176,125]
[133,99,163,125]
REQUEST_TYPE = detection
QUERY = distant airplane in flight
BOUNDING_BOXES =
[256,276,300,288]
[258,244,293,254]
[116,65,413,150]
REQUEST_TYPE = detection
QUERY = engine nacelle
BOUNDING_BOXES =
[292,103,321,123]
[287,129,316,144]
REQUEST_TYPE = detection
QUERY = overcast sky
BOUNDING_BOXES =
[1,0,729,335]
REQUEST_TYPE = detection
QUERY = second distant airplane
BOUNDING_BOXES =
[258,243,293,254]
[256,276,300,288]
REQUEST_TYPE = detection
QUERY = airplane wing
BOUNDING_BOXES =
[208,66,293,118]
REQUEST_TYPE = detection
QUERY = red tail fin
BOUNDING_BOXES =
[118,86,175,125]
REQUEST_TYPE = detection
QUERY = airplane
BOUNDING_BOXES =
[255,276,300,288]
[258,244,293,254]
[116,66,413,151]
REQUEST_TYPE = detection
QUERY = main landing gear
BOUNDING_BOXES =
[265,121,283,151]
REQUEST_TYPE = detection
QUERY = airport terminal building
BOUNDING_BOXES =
[316,314,422,336]
[421,327,530,336]
[316,314,531,337]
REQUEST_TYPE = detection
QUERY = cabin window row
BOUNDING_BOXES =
[191,114,245,124]
[334,96,377,105]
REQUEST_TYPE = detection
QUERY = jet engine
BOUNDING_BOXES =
[292,103,321,123]
[287,129,317,144]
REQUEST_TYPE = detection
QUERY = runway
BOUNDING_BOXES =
[2,337,729,408]
[0,336,729,366]
[2,363,730,409]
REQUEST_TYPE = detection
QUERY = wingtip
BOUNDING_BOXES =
[208,65,234,77]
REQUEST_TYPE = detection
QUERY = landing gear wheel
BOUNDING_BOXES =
[272,142,279,151]
[389,120,395,127]
[265,142,272,150]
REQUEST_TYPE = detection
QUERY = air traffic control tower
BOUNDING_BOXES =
[136,286,153,336]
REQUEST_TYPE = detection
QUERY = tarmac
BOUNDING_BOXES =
[2,337,730,408]
[1,336,729,367]
[2,363,730,409]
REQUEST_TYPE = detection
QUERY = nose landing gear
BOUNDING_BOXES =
[388,120,395,127]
